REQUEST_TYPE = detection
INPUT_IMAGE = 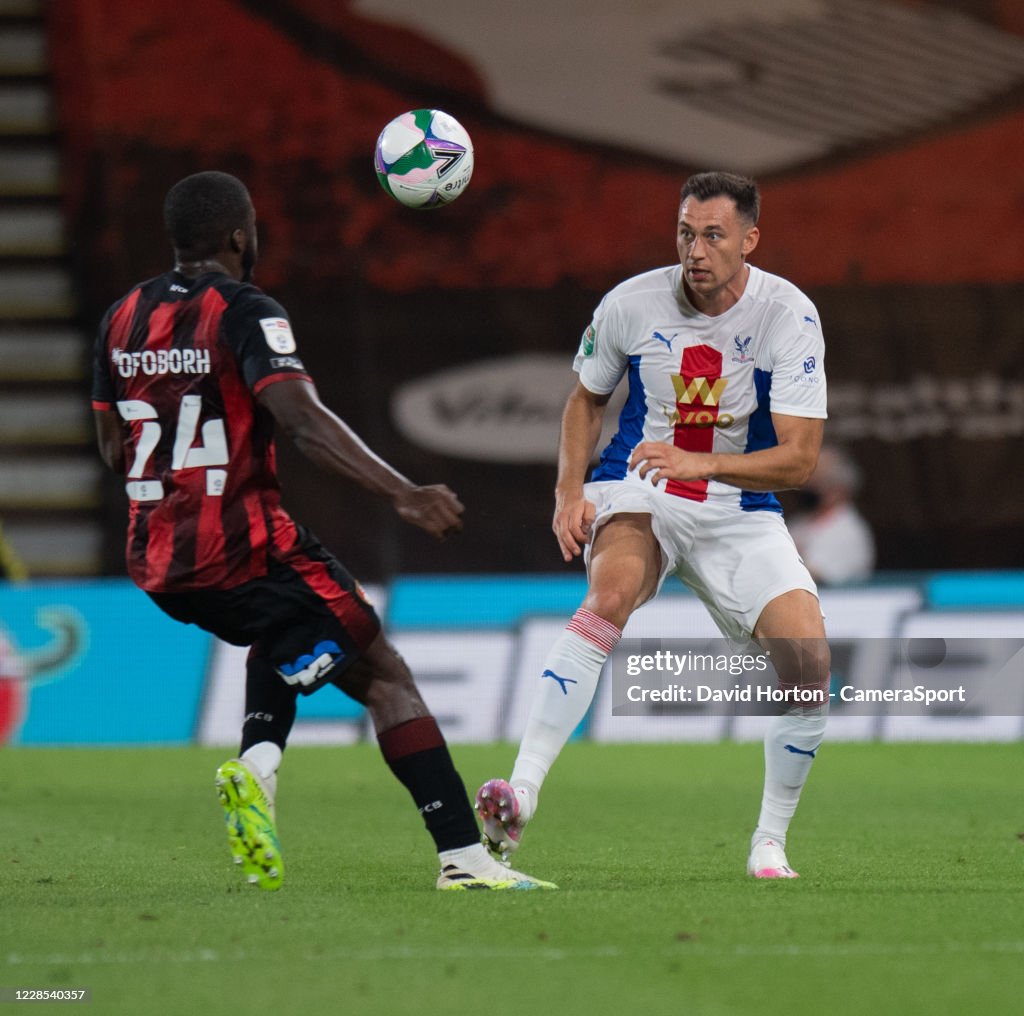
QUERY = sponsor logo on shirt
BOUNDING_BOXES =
[652,330,676,352]
[791,356,822,385]
[259,317,296,354]
[111,347,211,378]
[582,324,596,357]
[666,373,733,428]
[269,355,305,370]
[671,374,729,407]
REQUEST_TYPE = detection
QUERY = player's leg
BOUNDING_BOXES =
[749,589,830,879]
[214,653,297,890]
[264,531,554,889]
[478,513,663,857]
[334,635,555,889]
[337,633,476,854]
[239,646,300,783]
[675,507,828,878]
[147,586,293,890]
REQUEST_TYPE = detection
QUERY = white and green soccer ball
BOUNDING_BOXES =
[374,109,474,209]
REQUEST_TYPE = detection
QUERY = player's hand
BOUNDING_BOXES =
[552,492,597,563]
[393,484,465,540]
[630,441,711,485]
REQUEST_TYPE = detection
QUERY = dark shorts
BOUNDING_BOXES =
[148,527,381,694]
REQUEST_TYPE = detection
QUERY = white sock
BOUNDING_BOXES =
[241,741,282,782]
[507,783,538,824]
[438,842,492,870]
[510,609,621,813]
[753,705,828,849]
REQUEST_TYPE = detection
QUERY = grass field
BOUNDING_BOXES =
[4,741,1023,1016]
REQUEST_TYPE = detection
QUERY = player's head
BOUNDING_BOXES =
[677,171,760,309]
[164,171,257,281]
[679,171,760,226]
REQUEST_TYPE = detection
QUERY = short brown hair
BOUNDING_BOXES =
[680,171,760,225]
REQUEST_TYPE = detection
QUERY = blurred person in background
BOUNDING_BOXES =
[787,444,875,586]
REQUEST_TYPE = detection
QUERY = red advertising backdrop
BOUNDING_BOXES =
[52,0,1024,578]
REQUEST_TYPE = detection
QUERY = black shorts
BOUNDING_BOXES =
[149,527,381,694]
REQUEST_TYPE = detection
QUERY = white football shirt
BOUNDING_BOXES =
[574,264,827,510]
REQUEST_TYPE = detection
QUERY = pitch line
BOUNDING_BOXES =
[6,941,1024,967]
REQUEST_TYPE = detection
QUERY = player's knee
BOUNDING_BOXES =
[334,636,424,717]
[776,637,831,691]
[581,588,635,630]
[366,655,418,707]
[799,637,831,688]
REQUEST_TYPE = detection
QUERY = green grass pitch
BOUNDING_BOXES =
[4,742,1023,1016]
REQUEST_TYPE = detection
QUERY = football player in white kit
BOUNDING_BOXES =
[477,171,830,879]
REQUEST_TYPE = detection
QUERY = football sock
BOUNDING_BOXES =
[510,609,622,806]
[240,657,299,754]
[241,741,282,781]
[437,842,500,872]
[754,704,828,847]
[377,716,479,852]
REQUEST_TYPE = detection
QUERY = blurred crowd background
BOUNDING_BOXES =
[1,0,1022,583]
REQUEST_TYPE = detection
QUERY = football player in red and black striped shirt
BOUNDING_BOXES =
[92,171,554,891]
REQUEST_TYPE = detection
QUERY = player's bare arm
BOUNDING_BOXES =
[629,414,823,491]
[93,409,125,474]
[553,381,610,562]
[259,377,464,540]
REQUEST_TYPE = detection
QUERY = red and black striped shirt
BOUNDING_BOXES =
[92,270,312,592]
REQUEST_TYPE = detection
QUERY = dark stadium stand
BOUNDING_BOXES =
[0,0,100,575]
[34,0,1024,577]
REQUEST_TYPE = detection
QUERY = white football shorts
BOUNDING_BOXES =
[582,479,818,641]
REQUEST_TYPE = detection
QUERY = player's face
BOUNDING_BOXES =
[676,196,759,311]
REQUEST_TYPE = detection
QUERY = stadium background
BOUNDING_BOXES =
[1,0,1023,747]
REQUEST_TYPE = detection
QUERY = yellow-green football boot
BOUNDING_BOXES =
[215,759,283,891]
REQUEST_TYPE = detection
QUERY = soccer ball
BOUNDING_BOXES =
[374,109,474,209]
